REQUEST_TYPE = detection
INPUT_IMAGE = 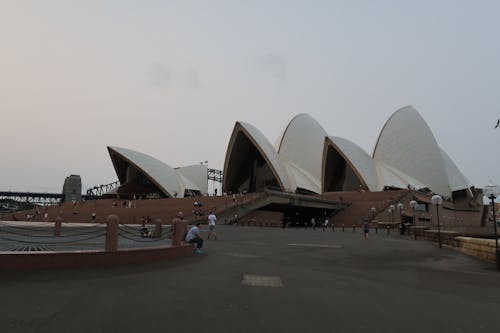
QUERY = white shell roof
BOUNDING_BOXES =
[225,109,473,198]
[176,165,208,195]
[225,122,294,192]
[326,136,379,192]
[373,106,455,197]
[108,146,183,198]
[286,162,320,193]
[277,114,327,194]
[439,148,473,192]
[176,173,199,194]
[375,161,428,191]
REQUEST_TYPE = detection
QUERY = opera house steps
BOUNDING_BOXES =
[323,190,413,227]
[1,190,485,234]
[2,195,235,225]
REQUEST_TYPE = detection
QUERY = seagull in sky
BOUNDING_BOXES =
[496,119,500,129]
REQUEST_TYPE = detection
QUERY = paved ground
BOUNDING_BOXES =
[1,225,499,333]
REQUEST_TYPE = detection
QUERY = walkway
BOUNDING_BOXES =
[1,226,499,332]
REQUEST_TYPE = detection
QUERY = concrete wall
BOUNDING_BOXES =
[418,229,497,263]
[0,244,193,271]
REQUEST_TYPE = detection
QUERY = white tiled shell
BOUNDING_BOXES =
[108,146,183,198]
[286,162,320,194]
[277,114,327,194]
[223,122,294,192]
[373,106,456,197]
[439,148,473,192]
[176,165,208,195]
[326,136,379,191]
[375,161,428,191]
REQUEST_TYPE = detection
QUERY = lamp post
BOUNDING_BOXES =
[488,193,500,271]
[483,185,500,270]
[388,204,395,228]
[397,203,404,235]
[489,194,499,249]
[410,200,418,240]
[484,190,500,271]
[431,195,443,249]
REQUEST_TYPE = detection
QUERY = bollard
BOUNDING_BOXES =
[386,226,390,235]
[352,224,356,233]
[375,225,378,234]
[54,217,62,237]
[172,218,188,246]
[342,224,345,232]
[153,218,162,238]
[332,224,335,232]
[105,214,119,252]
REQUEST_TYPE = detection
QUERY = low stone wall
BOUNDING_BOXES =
[421,230,462,247]
[418,230,497,263]
[0,244,194,271]
[454,237,497,263]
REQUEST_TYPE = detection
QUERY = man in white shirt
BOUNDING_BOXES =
[207,211,217,240]
[186,222,204,253]
[322,218,329,231]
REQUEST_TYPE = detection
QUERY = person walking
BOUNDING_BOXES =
[207,211,217,240]
[322,218,329,231]
[363,220,369,239]
[311,217,316,231]
[186,222,204,254]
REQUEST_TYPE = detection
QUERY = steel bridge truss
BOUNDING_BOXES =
[0,192,63,206]
[208,168,223,183]
[86,181,119,197]
[1,170,222,207]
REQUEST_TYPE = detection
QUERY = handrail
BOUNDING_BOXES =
[367,190,411,223]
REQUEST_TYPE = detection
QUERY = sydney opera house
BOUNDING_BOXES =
[106,106,476,202]
[106,146,209,199]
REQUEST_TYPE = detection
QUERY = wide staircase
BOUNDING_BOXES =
[322,190,412,227]
[1,190,345,227]
[1,195,252,225]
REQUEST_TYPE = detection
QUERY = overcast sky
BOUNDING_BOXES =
[1,0,499,194]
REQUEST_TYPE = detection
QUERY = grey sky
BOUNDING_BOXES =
[1,0,499,193]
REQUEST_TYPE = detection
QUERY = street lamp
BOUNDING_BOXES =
[410,200,418,240]
[488,194,499,249]
[397,203,404,235]
[388,204,395,226]
[431,195,443,249]
[370,207,376,221]
[483,185,500,270]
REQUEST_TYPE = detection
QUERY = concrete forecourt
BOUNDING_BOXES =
[1,225,499,333]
